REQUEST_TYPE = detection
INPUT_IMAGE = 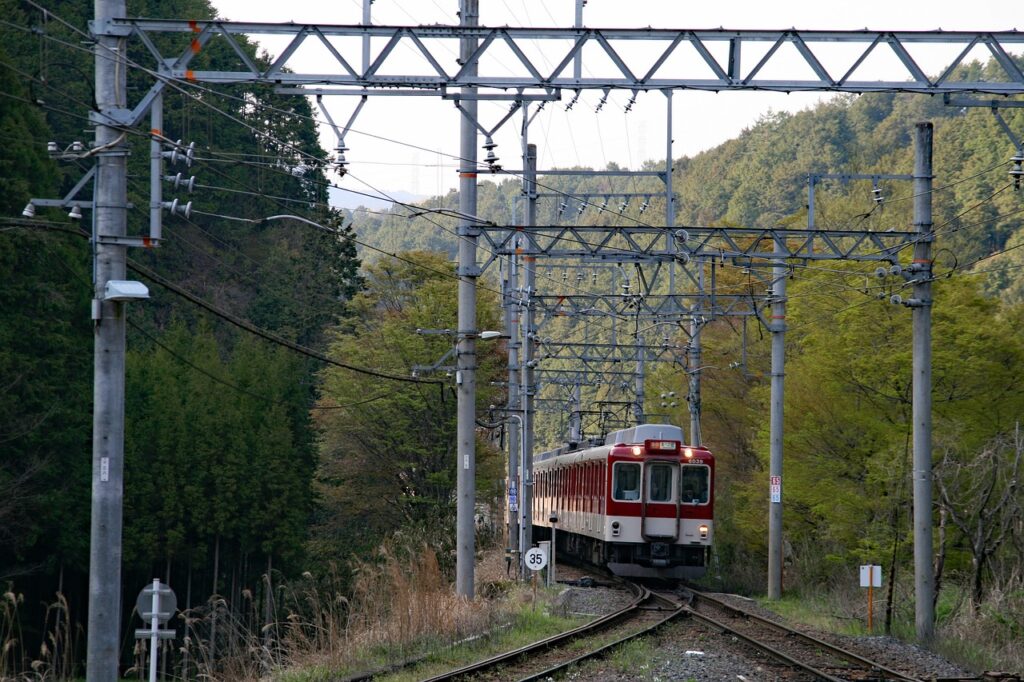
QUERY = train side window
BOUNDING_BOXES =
[613,462,641,501]
[680,464,710,504]
[648,463,674,502]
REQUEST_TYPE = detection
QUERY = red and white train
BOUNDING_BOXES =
[531,423,714,579]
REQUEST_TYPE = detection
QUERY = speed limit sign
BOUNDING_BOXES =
[524,547,548,571]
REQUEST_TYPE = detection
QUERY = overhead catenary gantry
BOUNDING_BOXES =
[105,20,1024,94]
[78,7,1024,669]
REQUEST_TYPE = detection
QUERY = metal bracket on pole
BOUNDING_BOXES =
[454,99,523,140]
[316,93,367,175]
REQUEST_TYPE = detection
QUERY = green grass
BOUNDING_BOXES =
[363,595,586,682]
[754,592,871,636]
[606,637,655,674]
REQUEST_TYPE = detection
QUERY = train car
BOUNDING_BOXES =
[531,423,713,579]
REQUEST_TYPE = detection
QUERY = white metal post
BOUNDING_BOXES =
[362,0,372,72]
[148,579,159,682]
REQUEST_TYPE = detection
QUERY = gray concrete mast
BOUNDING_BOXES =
[767,237,788,599]
[455,0,480,599]
[87,0,129,678]
[912,122,935,642]
[520,143,538,566]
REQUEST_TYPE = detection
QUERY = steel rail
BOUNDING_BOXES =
[682,606,849,682]
[688,588,922,681]
[418,581,649,682]
[516,590,686,682]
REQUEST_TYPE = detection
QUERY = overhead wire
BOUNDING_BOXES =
[14,4,1024,395]
[9,5,670,233]
[0,216,336,404]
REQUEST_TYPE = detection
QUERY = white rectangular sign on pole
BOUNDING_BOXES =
[859,564,882,587]
[770,475,781,503]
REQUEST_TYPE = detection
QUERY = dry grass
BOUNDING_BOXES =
[274,543,511,681]
[757,575,1024,676]
[0,545,533,682]
[0,589,77,682]
[933,583,1024,675]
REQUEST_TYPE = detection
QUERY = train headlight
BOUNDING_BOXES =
[699,524,709,539]
[611,521,620,537]
[684,448,693,459]
[631,445,643,456]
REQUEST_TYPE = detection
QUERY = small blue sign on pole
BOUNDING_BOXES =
[509,481,518,512]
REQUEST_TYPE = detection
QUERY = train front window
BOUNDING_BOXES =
[613,462,641,501]
[648,463,674,502]
[680,464,710,504]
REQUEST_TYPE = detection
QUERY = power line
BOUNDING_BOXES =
[7,220,444,385]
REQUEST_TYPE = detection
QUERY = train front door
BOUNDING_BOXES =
[640,460,680,541]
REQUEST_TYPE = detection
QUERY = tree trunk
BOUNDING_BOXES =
[971,549,985,613]
[162,557,171,681]
[933,506,947,614]
[183,558,192,681]
[263,555,274,673]
[209,535,220,665]
[884,542,897,635]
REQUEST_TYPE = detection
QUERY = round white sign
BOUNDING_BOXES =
[135,581,177,624]
[524,547,548,571]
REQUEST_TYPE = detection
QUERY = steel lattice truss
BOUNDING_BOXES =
[105,20,1024,94]
[480,226,919,270]
[531,292,760,321]
[537,339,684,364]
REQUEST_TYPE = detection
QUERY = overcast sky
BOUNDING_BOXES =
[207,1,1016,204]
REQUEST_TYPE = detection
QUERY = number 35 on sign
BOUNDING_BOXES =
[524,547,548,571]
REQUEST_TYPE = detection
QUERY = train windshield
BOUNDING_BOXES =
[680,464,710,504]
[613,462,641,501]
[648,463,674,502]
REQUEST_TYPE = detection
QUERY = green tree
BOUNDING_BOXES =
[313,252,505,578]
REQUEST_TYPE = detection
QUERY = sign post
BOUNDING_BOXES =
[134,580,177,682]
[525,546,548,607]
[859,565,882,632]
[548,515,559,587]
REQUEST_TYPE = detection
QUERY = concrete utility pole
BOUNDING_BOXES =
[912,121,934,642]
[688,263,704,444]
[505,244,520,568]
[569,382,582,442]
[633,333,645,424]
[87,0,129,678]
[455,0,479,599]
[767,236,787,600]
[520,143,538,570]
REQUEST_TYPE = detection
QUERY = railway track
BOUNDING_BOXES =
[417,580,683,682]
[680,585,922,681]
[345,574,1016,681]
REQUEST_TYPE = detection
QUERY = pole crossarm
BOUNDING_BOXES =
[106,20,1024,94]
[479,226,918,270]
